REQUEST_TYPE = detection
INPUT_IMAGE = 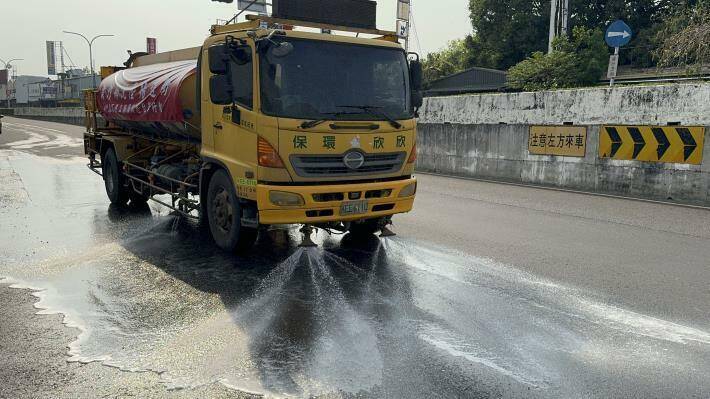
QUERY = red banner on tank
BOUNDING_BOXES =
[97,60,196,123]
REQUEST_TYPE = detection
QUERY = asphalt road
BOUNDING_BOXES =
[1,117,710,398]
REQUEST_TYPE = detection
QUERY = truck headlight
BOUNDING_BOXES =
[270,191,305,206]
[398,182,417,198]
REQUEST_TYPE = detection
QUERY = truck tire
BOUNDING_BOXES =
[348,217,388,236]
[206,169,257,252]
[103,148,129,206]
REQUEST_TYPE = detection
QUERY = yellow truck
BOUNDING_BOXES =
[84,13,421,251]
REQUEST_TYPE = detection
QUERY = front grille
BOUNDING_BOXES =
[291,152,406,178]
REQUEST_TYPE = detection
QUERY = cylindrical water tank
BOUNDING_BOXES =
[96,60,200,141]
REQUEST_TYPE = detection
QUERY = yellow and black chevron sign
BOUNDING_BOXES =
[600,125,705,164]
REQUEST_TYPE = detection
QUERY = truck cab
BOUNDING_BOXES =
[201,17,420,245]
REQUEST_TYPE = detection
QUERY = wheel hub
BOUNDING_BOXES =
[213,188,233,233]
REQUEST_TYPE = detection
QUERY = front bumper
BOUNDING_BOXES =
[256,177,416,225]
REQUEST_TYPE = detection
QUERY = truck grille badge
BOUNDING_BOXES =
[343,151,366,170]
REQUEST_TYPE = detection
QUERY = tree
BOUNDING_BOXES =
[421,38,473,85]
[507,27,608,91]
[467,0,687,71]
[468,0,551,69]
[568,0,680,67]
[655,1,710,69]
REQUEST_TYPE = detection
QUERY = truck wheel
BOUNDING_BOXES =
[349,217,388,236]
[206,169,257,252]
[103,148,129,206]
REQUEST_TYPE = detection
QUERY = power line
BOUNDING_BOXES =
[410,1,422,54]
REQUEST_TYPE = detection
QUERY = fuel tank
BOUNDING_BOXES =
[96,60,200,142]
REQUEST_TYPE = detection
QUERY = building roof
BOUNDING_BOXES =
[425,66,507,96]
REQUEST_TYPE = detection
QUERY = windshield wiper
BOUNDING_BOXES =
[299,111,364,129]
[300,119,327,129]
[336,105,403,129]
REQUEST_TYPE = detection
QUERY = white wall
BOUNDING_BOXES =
[421,83,710,126]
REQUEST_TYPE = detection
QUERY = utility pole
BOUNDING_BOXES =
[63,31,114,88]
[0,58,23,108]
[548,0,558,53]
[548,0,570,53]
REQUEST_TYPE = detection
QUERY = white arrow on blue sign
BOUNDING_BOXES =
[605,20,633,48]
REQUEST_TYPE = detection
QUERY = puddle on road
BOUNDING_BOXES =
[2,152,710,398]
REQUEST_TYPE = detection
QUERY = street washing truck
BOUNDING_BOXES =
[84,4,422,251]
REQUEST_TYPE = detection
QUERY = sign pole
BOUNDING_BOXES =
[609,46,619,87]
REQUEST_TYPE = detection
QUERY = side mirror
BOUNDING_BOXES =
[209,75,232,105]
[409,60,423,91]
[209,45,228,74]
[411,90,423,109]
[409,58,424,113]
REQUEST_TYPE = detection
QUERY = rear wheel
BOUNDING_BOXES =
[206,169,257,252]
[103,147,129,206]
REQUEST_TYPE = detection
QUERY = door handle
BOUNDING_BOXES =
[213,122,223,130]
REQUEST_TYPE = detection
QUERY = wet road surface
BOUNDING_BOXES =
[1,117,710,398]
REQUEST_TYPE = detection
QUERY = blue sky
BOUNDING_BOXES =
[1,0,471,77]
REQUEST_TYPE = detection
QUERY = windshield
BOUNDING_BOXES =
[259,38,412,121]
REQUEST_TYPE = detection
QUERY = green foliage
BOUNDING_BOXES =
[462,0,702,72]
[655,0,710,69]
[507,27,608,91]
[507,51,579,91]
[426,0,705,88]
[422,39,474,84]
[468,0,550,70]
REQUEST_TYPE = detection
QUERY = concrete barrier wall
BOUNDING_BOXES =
[13,107,88,126]
[418,83,710,205]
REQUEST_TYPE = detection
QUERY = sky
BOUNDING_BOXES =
[0,0,471,78]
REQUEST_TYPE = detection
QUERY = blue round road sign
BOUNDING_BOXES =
[605,20,633,48]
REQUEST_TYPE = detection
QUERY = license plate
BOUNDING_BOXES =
[340,200,369,216]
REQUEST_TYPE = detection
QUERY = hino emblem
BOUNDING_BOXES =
[343,151,365,170]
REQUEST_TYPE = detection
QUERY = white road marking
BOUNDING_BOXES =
[2,121,83,150]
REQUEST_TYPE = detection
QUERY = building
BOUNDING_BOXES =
[55,72,99,107]
[28,79,58,107]
[425,67,507,97]
[5,71,98,108]
[11,76,48,106]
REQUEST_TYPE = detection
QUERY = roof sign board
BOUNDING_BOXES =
[605,20,632,48]
[272,0,377,30]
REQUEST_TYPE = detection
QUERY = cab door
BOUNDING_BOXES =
[206,42,259,200]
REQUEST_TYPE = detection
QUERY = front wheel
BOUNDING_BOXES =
[206,170,257,252]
